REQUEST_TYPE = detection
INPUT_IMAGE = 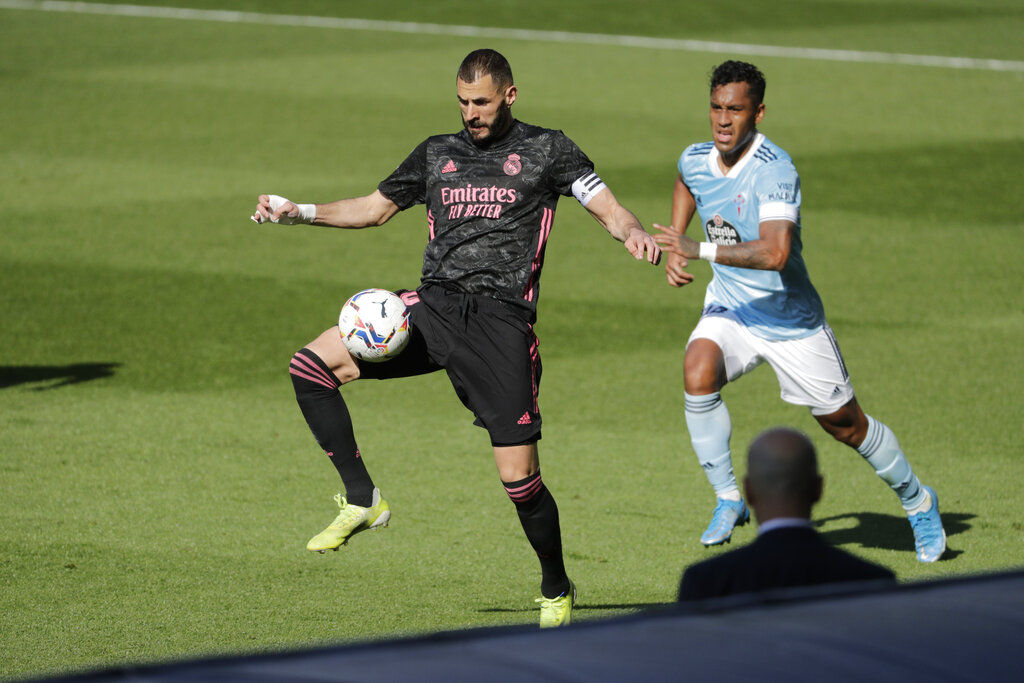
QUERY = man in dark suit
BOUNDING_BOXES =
[679,427,895,601]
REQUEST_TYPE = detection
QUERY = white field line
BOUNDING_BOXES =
[2,0,1023,72]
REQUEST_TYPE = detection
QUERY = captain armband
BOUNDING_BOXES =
[571,172,607,207]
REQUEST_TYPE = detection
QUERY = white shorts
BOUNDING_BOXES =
[688,307,855,415]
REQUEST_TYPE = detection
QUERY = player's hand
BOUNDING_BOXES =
[664,251,694,287]
[251,194,312,225]
[624,227,662,265]
[653,224,697,287]
[652,222,701,260]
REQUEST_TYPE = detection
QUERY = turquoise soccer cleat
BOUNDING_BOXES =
[700,497,750,546]
[908,486,946,563]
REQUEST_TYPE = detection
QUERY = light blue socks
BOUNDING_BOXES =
[684,392,739,497]
[857,415,927,511]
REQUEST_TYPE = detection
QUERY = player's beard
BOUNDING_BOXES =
[464,100,514,148]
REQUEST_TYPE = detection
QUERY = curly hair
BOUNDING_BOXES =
[710,61,766,105]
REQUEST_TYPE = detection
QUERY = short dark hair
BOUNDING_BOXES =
[457,49,514,92]
[710,60,766,105]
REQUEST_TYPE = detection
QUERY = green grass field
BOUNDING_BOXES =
[2,0,1023,679]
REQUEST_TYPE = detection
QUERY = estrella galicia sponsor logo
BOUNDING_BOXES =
[705,214,741,245]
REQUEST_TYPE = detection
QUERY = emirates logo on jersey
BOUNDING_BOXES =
[503,153,522,176]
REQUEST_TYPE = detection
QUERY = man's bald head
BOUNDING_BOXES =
[744,428,823,522]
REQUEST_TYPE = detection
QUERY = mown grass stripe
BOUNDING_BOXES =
[2,0,1022,72]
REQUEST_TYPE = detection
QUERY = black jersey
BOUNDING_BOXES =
[377,120,596,322]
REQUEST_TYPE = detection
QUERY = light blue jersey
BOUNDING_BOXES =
[679,133,825,341]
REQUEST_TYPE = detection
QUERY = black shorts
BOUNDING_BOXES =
[356,284,542,446]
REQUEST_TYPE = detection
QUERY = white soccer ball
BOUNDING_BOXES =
[338,288,411,362]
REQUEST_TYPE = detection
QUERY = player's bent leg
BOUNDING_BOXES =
[290,342,375,507]
[683,340,748,545]
[305,326,361,385]
[816,400,946,562]
[683,338,728,396]
[496,444,574,627]
[290,328,385,553]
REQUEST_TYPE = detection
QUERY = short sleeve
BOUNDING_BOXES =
[755,160,800,223]
[547,131,596,197]
[377,139,429,210]
[677,143,708,190]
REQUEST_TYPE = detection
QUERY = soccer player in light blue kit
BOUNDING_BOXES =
[653,61,946,562]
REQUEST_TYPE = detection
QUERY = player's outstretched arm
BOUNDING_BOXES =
[654,219,793,272]
[251,190,400,229]
[583,188,661,265]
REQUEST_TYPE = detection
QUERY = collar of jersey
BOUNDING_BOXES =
[708,132,765,179]
[460,119,523,150]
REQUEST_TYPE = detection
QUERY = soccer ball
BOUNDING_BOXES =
[338,289,411,362]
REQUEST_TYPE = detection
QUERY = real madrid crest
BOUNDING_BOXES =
[503,153,522,176]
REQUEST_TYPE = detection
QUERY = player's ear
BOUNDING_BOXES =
[504,84,518,107]
[754,102,765,124]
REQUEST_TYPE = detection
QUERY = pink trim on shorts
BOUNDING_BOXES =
[529,326,541,413]
[523,207,554,303]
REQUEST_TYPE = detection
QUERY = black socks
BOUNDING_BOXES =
[289,348,374,507]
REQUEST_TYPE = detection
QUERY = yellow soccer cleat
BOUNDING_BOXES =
[306,488,390,553]
[536,580,577,628]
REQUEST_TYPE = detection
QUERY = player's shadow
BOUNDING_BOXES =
[0,363,121,390]
[815,510,974,561]
[479,601,670,616]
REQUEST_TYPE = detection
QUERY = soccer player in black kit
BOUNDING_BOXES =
[252,49,661,627]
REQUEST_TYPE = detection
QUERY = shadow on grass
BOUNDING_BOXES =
[816,510,974,561]
[0,363,121,390]
[479,602,672,615]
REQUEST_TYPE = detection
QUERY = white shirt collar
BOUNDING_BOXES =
[709,132,765,179]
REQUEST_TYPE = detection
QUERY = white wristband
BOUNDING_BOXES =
[267,194,316,224]
[699,242,718,262]
[296,203,316,223]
